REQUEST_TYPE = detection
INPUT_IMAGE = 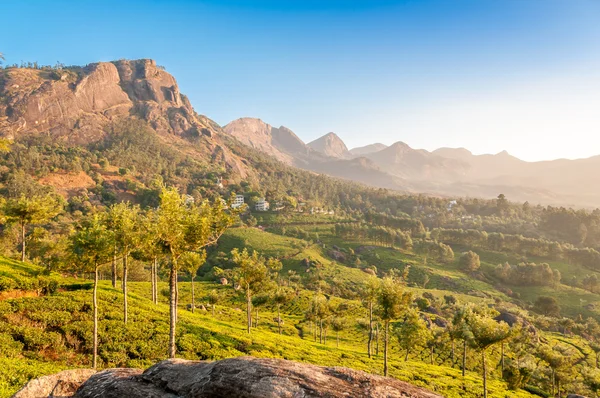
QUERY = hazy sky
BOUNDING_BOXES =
[3,0,600,161]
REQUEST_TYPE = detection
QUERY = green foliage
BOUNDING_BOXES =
[534,296,561,317]
[459,251,481,272]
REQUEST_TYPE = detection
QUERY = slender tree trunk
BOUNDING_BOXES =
[191,276,195,313]
[111,249,117,288]
[405,348,410,361]
[451,340,455,367]
[122,254,128,325]
[367,301,373,358]
[320,319,323,344]
[551,369,555,397]
[246,290,252,334]
[168,259,177,359]
[175,273,179,325]
[151,258,156,303]
[336,331,339,348]
[324,326,327,344]
[93,265,99,369]
[482,349,487,398]
[375,323,379,356]
[278,305,282,335]
[462,341,467,377]
[20,221,26,262]
[384,320,389,376]
[313,321,317,342]
[153,257,159,305]
[430,346,434,365]
[500,342,505,373]
[557,379,561,398]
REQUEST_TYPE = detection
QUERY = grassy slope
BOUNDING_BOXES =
[4,225,599,397]
[0,252,538,398]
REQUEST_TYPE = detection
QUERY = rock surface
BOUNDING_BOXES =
[0,59,218,142]
[12,369,97,398]
[14,357,443,398]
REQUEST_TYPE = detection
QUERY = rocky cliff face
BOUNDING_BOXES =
[0,59,217,144]
[13,357,442,398]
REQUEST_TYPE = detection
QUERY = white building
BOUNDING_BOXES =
[447,200,457,212]
[255,198,270,211]
[232,194,245,209]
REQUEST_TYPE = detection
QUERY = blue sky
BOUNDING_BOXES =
[2,0,600,161]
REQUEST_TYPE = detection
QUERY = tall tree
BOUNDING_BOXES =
[465,307,512,398]
[181,251,206,313]
[156,187,238,358]
[136,209,162,304]
[394,308,428,361]
[361,276,380,358]
[272,286,294,335]
[230,248,281,333]
[3,194,63,262]
[70,214,114,369]
[107,202,141,324]
[459,251,481,272]
[206,289,220,317]
[377,276,412,376]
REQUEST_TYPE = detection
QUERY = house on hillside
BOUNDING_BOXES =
[184,195,195,205]
[447,200,457,212]
[255,198,270,211]
[232,194,245,209]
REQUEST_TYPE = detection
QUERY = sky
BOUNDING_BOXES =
[2,0,600,161]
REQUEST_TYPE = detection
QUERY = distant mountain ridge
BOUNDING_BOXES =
[307,132,351,159]
[223,117,600,208]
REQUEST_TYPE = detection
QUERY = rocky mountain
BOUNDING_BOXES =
[0,59,255,181]
[3,59,599,208]
[223,118,403,190]
[307,132,351,159]
[14,357,442,398]
[223,118,307,164]
[222,118,600,207]
[350,143,388,156]
[0,59,221,142]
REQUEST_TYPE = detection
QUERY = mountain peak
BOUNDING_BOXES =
[433,147,474,160]
[349,143,388,156]
[388,141,412,152]
[307,132,350,159]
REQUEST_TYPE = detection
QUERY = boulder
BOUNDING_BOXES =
[12,368,97,398]
[20,357,443,398]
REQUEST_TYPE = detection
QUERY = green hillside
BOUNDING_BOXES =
[0,255,537,398]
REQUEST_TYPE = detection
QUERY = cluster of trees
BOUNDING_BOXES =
[413,239,454,265]
[68,186,241,366]
[433,228,600,272]
[494,262,561,287]
[333,223,413,250]
[355,275,515,397]
[362,212,426,236]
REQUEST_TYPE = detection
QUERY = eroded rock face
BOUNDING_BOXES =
[14,357,443,398]
[0,59,216,143]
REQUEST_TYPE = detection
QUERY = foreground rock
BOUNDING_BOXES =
[12,369,97,398]
[14,356,443,398]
